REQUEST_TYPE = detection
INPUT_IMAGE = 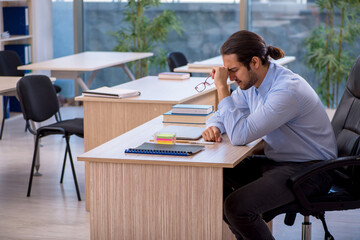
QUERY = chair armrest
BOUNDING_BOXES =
[288,155,360,210]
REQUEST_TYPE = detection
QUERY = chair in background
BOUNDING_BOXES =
[263,56,360,240]
[0,50,25,139]
[167,51,191,76]
[16,75,83,201]
[0,50,62,139]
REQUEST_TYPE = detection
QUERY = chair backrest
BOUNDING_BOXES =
[16,75,59,122]
[167,52,189,72]
[332,56,360,157]
[331,56,360,196]
[0,50,25,76]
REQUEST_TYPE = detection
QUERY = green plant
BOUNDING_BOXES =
[111,0,183,79]
[304,0,360,108]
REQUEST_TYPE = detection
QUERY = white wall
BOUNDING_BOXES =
[32,0,53,63]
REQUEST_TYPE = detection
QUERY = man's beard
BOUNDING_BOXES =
[240,70,258,90]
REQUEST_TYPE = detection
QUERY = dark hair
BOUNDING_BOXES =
[220,30,285,69]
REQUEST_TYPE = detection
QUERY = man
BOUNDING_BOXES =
[202,30,337,240]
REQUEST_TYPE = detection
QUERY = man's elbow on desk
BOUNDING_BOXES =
[227,130,248,146]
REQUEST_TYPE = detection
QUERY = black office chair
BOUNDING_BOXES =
[0,50,62,139]
[16,75,83,201]
[167,51,192,76]
[263,56,360,240]
[0,50,25,139]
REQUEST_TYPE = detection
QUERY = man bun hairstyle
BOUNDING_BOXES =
[266,45,285,60]
[220,30,285,69]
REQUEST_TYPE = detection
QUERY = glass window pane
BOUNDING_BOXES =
[52,0,75,98]
[83,1,240,88]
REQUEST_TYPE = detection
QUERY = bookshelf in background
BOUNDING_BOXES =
[0,0,33,60]
[0,1,34,118]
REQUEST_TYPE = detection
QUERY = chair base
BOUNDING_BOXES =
[302,216,311,240]
[300,214,335,240]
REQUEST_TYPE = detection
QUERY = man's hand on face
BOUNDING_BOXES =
[212,67,229,90]
[202,126,222,142]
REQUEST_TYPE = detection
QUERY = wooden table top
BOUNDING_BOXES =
[174,55,296,73]
[78,116,262,168]
[18,51,154,72]
[76,76,232,104]
[0,76,55,94]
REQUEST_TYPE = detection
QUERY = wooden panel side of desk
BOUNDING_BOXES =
[83,101,171,152]
[83,101,171,212]
[89,162,223,240]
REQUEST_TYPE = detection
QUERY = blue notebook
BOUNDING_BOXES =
[125,142,204,156]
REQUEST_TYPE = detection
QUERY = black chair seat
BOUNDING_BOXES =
[39,118,83,137]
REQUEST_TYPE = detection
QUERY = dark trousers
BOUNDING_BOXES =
[223,155,332,240]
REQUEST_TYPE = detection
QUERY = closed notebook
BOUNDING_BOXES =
[125,142,204,156]
[82,86,140,98]
[159,125,205,140]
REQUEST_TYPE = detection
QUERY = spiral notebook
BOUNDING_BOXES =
[125,142,204,156]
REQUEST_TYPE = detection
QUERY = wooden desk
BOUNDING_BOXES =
[174,55,296,73]
[0,76,23,95]
[75,75,232,210]
[18,51,153,92]
[78,116,264,240]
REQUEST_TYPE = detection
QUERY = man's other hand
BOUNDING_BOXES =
[202,126,222,142]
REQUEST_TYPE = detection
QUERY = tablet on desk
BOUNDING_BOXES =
[159,125,205,140]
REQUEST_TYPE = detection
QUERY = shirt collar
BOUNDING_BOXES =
[256,62,275,97]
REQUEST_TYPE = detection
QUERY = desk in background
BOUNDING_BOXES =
[75,75,233,210]
[174,55,296,74]
[18,51,153,93]
[78,116,264,240]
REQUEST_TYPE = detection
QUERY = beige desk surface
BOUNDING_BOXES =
[0,77,24,94]
[0,76,55,95]
[76,75,230,104]
[18,51,154,71]
[174,55,296,73]
[78,116,262,168]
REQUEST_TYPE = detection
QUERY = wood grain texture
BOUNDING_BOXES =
[89,162,223,240]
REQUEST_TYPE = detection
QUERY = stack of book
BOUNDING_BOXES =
[163,104,214,126]
[158,72,190,80]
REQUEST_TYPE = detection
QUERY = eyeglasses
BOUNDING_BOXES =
[195,75,214,92]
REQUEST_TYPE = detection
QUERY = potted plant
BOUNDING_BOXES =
[304,0,360,108]
[111,0,183,79]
